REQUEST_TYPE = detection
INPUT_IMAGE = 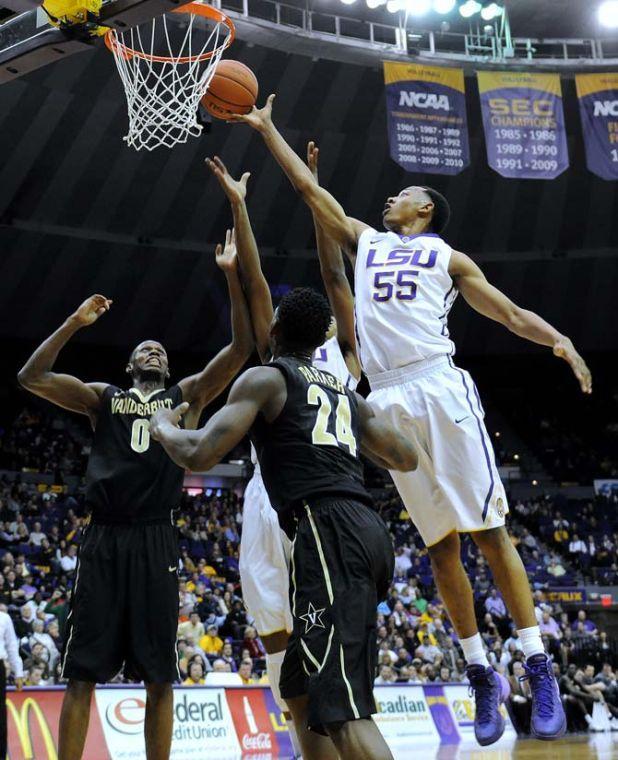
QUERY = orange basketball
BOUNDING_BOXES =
[202,60,258,120]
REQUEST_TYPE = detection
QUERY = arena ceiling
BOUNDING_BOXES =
[284,0,602,40]
[1,25,618,358]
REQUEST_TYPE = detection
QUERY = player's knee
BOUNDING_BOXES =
[427,530,459,568]
[473,525,510,555]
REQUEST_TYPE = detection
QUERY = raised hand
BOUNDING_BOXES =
[215,229,238,273]
[553,337,592,394]
[206,156,250,204]
[228,94,276,132]
[72,295,112,327]
[307,140,319,183]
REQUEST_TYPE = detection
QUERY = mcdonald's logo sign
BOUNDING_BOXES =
[6,696,58,760]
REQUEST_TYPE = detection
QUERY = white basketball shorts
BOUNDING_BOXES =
[239,470,293,636]
[367,355,508,548]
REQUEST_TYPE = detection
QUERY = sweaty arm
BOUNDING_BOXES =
[233,97,368,256]
[178,237,254,429]
[307,141,361,381]
[356,395,418,472]
[17,295,110,419]
[449,250,592,394]
[206,157,273,362]
[151,366,285,472]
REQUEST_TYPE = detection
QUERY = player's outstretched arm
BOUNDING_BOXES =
[450,250,592,394]
[356,395,418,472]
[230,95,368,256]
[307,141,361,381]
[206,156,274,362]
[151,366,284,471]
[17,295,110,417]
[179,233,255,429]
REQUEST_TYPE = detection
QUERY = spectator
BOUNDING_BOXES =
[507,660,531,734]
[238,659,256,685]
[547,558,567,578]
[178,611,205,643]
[375,665,397,685]
[572,611,598,635]
[242,626,266,661]
[59,545,78,575]
[183,661,205,686]
[28,522,47,547]
[568,534,587,559]
[199,625,223,657]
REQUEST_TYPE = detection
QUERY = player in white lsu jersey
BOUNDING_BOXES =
[237,97,592,747]
[207,154,360,760]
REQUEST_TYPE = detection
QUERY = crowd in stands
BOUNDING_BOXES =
[2,405,618,736]
[0,407,90,476]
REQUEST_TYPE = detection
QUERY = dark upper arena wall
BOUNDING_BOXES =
[0,38,616,355]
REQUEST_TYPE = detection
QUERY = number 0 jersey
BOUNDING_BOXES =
[250,356,371,533]
[354,229,458,377]
[85,385,185,524]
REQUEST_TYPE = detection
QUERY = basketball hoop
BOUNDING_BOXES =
[105,2,235,151]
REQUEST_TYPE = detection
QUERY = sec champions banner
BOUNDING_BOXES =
[384,62,470,175]
[576,73,618,180]
[477,71,569,179]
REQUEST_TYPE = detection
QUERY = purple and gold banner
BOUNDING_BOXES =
[384,62,470,175]
[477,71,569,179]
[576,73,618,180]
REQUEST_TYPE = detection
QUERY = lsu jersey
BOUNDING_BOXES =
[354,229,458,378]
[313,335,358,392]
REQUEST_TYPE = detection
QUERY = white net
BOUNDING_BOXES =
[106,5,232,151]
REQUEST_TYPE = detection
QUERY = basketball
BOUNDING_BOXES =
[201,60,258,120]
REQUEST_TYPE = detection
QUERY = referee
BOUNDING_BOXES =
[1,607,24,758]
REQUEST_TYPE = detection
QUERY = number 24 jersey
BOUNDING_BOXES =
[250,356,371,527]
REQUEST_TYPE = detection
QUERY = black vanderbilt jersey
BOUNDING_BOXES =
[250,356,371,528]
[85,385,184,523]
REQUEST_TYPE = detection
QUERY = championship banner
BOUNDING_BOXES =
[477,71,569,179]
[383,62,470,175]
[576,74,618,180]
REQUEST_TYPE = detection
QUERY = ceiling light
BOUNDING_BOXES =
[406,0,431,14]
[433,0,456,12]
[481,2,502,20]
[459,0,482,17]
[340,0,357,5]
[599,1,618,28]
[366,0,386,7]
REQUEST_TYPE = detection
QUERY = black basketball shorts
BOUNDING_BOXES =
[61,521,180,684]
[280,497,394,734]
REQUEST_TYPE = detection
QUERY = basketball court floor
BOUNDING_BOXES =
[391,735,618,759]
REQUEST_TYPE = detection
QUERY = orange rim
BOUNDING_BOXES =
[104,2,235,64]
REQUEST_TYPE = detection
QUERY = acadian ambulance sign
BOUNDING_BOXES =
[383,62,470,175]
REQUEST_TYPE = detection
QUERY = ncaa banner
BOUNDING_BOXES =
[383,62,470,175]
[576,73,618,180]
[477,71,569,179]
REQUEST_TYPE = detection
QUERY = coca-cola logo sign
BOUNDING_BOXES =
[242,732,273,750]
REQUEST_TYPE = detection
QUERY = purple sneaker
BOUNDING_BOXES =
[522,654,567,740]
[466,664,511,746]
